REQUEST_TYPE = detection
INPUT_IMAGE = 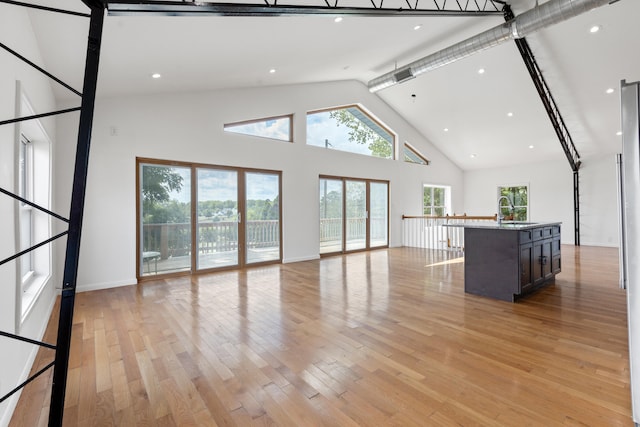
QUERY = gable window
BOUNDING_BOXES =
[498,185,528,221]
[307,105,395,159]
[423,185,450,216]
[224,114,292,142]
[404,143,429,165]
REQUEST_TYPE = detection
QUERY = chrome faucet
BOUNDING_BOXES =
[497,195,514,224]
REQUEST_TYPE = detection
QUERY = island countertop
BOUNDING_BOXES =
[445,221,562,231]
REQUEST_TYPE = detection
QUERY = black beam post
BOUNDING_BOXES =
[574,170,580,246]
[48,3,105,426]
[504,5,581,245]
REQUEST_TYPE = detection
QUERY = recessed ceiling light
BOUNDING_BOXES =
[470,154,477,158]
[590,25,600,33]
[444,128,449,132]
[507,112,513,117]
[617,131,623,136]
[529,145,534,149]
[478,68,485,74]
[334,16,343,23]
[151,73,161,79]
[269,68,276,74]
[606,88,614,94]
[414,24,422,30]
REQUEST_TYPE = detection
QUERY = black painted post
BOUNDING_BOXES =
[48,3,104,426]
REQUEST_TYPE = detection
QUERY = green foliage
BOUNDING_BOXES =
[499,186,528,221]
[142,166,186,224]
[329,109,393,159]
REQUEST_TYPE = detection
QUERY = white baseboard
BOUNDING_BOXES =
[76,278,136,293]
[282,255,320,264]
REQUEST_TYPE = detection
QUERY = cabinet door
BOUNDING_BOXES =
[552,237,561,274]
[542,239,553,280]
[533,241,544,285]
[520,243,533,292]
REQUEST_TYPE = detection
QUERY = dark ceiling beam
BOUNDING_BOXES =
[106,0,505,17]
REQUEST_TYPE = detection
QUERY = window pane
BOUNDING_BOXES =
[19,138,33,281]
[224,116,291,142]
[498,185,528,221]
[370,182,388,247]
[307,106,394,159]
[246,172,280,264]
[404,144,428,165]
[140,164,191,276]
[320,179,343,254]
[197,168,239,269]
[346,180,367,251]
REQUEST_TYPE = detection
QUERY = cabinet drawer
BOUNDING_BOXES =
[551,225,561,236]
[531,228,544,241]
[519,230,532,244]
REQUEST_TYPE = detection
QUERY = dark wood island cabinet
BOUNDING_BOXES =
[461,222,561,302]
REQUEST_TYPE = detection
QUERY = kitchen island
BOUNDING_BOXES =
[455,222,561,302]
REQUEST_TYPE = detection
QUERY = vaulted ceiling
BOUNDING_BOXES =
[22,0,640,170]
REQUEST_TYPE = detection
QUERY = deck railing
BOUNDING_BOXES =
[402,214,497,251]
[143,220,280,258]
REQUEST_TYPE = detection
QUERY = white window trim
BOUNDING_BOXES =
[15,86,53,329]
[423,184,451,216]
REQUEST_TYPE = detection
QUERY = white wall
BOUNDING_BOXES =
[463,154,620,247]
[54,80,464,292]
[0,5,57,426]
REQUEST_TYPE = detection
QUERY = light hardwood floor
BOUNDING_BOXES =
[10,245,632,426]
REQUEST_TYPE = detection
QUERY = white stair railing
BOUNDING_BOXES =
[402,214,497,251]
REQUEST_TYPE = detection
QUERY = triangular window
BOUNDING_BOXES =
[224,115,292,142]
[404,143,429,165]
[307,105,395,159]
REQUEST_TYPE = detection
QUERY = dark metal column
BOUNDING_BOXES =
[574,170,580,246]
[504,5,582,245]
[48,2,105,425]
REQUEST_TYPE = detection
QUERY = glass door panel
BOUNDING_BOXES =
[320,179,343,254]
[196,168,239,269]
[140,164,191,276]
[246,172,281,264]
[346,180,367,251]
[370,182,389,248]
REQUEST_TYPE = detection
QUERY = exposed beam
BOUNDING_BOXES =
[107,0,505,17]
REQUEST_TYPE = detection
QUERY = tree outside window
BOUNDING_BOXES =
[498,185,528,221]
[423,185,449,216]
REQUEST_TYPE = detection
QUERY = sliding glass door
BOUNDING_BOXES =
[246,172,281,264]
[139,163,192,276]
[346,180,367,251]
[319,176,388,255]
[197,168,239,269]
[319,178,343,254]
[370,181,389,248]
[138,159,281,278]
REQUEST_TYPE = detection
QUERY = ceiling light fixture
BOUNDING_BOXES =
[529,145,535,149]
[151,73,161,79]
[478,68,485,74]
[606,88,614,94]
[507,112,513,117]
[590,25,600,33]
[470,154,477,158]
[444,128,449,132]
[414,24,422,30]
[617,131,623,136]
[269,68,276,74]
[334,16,343,23]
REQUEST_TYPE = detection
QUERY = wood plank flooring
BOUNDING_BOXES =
[9,245,632,426]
